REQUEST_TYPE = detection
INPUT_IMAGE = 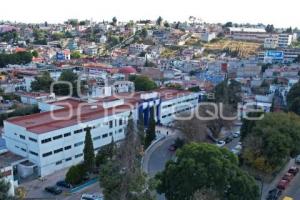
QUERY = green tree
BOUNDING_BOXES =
[242,112,300,173]
[54,70,79,96]
[144,107,156,149]
[31,71,54,92]
[287,81,300,115]
[0,175,11,200]
[156,143,259,200]
[0,51,33,68]
[65,164,85,185]
[224,22,233,27]
[214,79,241,107]
[112,17,117,26]
[95,140,115,167]
[265,24,275,33]
[31,50,38,58]
[70,51,81,59]
[99,113,155,200]
[156,16,163,26]
[240,111,264,140]
[129,75,157,91]
[83,127,95,173]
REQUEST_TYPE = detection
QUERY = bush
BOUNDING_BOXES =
[65,164,86,186]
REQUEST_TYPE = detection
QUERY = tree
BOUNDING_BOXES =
[31,71,53,92]
[156,143,259,200]
[156,16,163,26]
[83,127,95,173]
[287,81,300,115]
[129,75,157,91]
[240,111,264,140]
[164,21,170,28]
[54,69,79,96]
[214,79,242,108]
[242,112,300,173]
[65,164,85,185]
[70,51,81,59]
[224,22,233,27]
[144,107,156,149]
[0,51,33,68]
[99,113,155,200]
[95,139,115,167]
[0,175,11,200]
[265,24,275,33]
[112,17,117,26]
[31,50,38,58]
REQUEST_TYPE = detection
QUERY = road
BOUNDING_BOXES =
[21,168,102,200]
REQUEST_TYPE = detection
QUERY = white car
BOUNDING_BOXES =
[232,132,240,138]
[231,144,242,155]
[81,193,104,200]
[216,140,226,147]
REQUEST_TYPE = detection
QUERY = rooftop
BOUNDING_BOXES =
[0,151,25,169]
[6,89,193,134]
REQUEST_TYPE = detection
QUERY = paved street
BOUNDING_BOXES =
[21,168,102,200]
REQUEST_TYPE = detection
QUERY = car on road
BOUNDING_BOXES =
[266,188,282,200]
[288,166,299,176]
[81,193,104,200]
[216,140,226,147]
[45,186,62,195]
[277,179,289,190]
[56,180,72,188]
[282,173,294,182]
[295,155,300,164]
[168,144,177,152]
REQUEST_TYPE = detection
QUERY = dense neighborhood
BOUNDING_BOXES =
[1,13,300,200]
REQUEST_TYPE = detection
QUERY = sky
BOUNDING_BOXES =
[1,0,300,28]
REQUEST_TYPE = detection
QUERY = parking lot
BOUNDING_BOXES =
[21,168,102,200]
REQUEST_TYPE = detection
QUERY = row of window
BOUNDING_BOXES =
[42,145,73,157]
[55,153,83,166]
[162,97,197,109]
[161,107,193,118]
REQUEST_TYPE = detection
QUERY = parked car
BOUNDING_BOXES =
[225,136,233,143]
[282,173,294,182]
[266,188,282,200]
[295,155,300,164]
[81,193,104,200]
[232,132,240,138]
[277,179,289,190]
[216,140,226,147]
[45,186,62,195]
[56,180,72,188]
[231,144,242,155]
[288,166,299,176]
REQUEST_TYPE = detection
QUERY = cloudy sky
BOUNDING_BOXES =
[2,0,300,28]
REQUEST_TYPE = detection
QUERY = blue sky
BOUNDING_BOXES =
[2,0,300,28]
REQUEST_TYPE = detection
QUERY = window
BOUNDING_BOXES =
[29,151,38,156]
[29,137,37,142]
[56,160,62,165]
[119,119,123,126]
[41,138,51,144]
[74,129,83,134]
[64,145,72,150]
[20,135,25,140]
[53,135,63,140]
[42,151,52,157]
[118,129,122,133]
[102,134,108,138]
[109,132,113,136]
[21,148,26,152]
[54,148,63,154]
[74,141,84,147]
[109,120,113,128]
[93,136,101,141]
[75,153,83,158]
[65,157,72,162]
[64,132,71,137]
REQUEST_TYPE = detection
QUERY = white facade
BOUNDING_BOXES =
[3,110,131,177]
[264,36,278,49]
[278,34,293,48]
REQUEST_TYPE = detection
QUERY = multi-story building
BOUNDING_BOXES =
[225,27,272,43]
[3,89,200,176]
[278,34,293,48]
[264,36,278,49]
